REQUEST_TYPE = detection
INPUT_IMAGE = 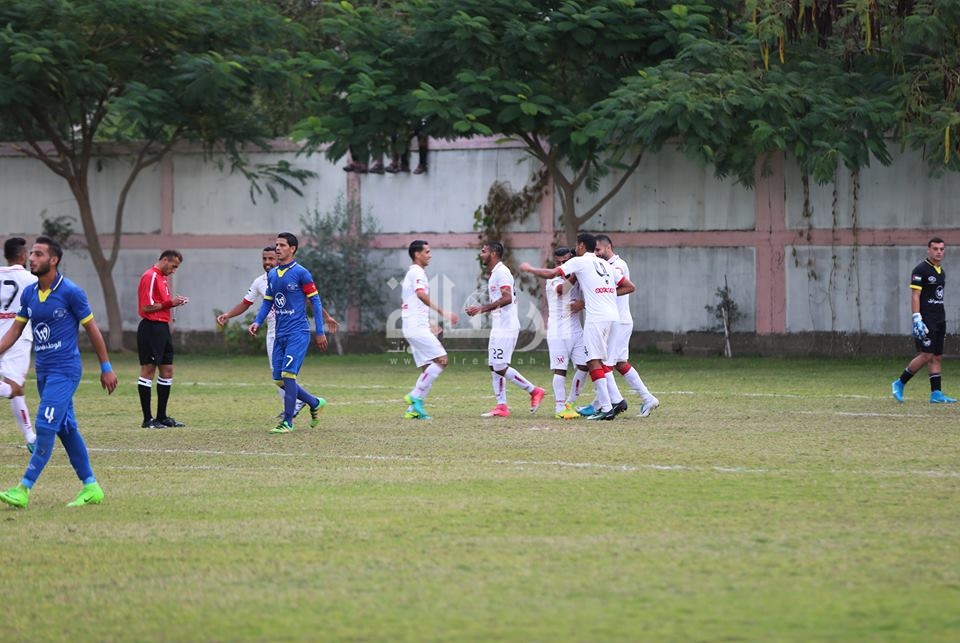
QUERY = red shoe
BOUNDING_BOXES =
[529,387,546,414]
[481,404,510,417]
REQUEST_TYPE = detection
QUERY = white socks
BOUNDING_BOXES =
[552,374,567,411]
[621,366,652,399]
[491,372,507,405]
[11,395,34,444]
[568,369,588,404]
[605,371,624,404]
[413,363,444,399]
[504,367,535,393]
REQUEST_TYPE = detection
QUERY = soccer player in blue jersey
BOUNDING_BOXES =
[249,232,328,434]
[0,236,118,508]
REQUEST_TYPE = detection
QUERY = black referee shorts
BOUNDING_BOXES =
[138,319,174,366]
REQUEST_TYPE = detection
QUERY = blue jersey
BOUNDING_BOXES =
[16,273,93,374]
[256,261,323,336]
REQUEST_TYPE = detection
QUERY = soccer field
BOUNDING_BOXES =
[1,352,957,642]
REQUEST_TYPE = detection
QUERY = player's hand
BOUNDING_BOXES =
[175,295,189,307]
[325,317,340,334]
[248,322,260,336]
[912,313,928,340]
[570,300,585,313]
[518,262,532,272]
[445,310,459,325]
[465,305,480,317]
[315,333,328,351]
[101,371,118,394]
[216,313,229,326]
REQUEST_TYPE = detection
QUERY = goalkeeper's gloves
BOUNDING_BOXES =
[912,312,928,340]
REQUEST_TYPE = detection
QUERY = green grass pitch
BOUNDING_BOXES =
[1,351,957,642]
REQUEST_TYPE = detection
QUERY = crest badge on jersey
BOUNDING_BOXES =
[34,322,51,343]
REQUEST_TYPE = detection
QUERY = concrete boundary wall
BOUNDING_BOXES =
[1,138,957,355]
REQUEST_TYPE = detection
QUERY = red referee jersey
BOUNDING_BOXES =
[138,266,173,322]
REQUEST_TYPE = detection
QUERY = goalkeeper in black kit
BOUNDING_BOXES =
[891,237,956,403]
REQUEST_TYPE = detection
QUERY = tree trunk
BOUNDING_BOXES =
[72,187,126,351]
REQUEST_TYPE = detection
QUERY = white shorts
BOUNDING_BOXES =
[266,332,277,369]
[582,320,614,363]
[603,323,632,365]
[487,331,519,367]
[547,335,587,371]
[404,331,447,368]
[0,339,31,385]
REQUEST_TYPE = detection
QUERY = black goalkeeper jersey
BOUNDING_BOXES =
[910,259,945,322]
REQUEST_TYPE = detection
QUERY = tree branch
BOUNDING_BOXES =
[575,149,644,227]
[109,131,183,269]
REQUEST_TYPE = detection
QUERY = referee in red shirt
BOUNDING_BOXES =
[138,250,189,428]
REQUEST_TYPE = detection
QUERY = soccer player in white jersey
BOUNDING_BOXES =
[520,232,635,421]
[465,241,546,417]
[594,234,659,417]
[544,247,588,419]
[401,240,459,419]
[0,238,37,452]
[217,246,338,418]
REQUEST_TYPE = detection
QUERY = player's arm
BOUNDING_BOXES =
[519,262,562,280]
[0,318,26,354]
[910,287,927,338]
[309,293,328,351]
[217,299,253,326]
[417,290,459,324]
[81,316,118,394]
[322,308,340,334]
[468,284,512,317]
[249,296,273,335]
[616,275,636,296]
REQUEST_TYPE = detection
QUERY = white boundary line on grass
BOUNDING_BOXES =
[4,446,957,478]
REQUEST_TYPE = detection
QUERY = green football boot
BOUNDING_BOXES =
[0,484,29,508]
[270,420,294,434]
[67,482,104,507]
[310,398,327,428]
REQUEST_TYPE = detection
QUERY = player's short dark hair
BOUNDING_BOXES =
[159,249,183,262]
[576,232,597,252]
[484,241,504,258]
[278,232,298,252]
[554,246,572,257]
[595,234,613,248]
[409,239,428,260]
[929,237,945,246]
[34,235,63,261]
[262,245,277,253]
[3,237,26,262]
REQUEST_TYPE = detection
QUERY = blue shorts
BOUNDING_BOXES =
[271,332,310,380]
[35,371,80,434]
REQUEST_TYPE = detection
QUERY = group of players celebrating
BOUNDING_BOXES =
[400,232,660,421]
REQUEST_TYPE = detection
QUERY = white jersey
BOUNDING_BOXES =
[401,263,431,332]
[488,261,520,332]
[608,254,633,324]
[558,252,620,323]
[243,273,275,338]
[545,276,583,340]
[0,264,37,342]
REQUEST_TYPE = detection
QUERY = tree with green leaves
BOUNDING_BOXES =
[296,195,396,353]
[0,0,314,350]
[595,0,960,186]
[294,0,721,246]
